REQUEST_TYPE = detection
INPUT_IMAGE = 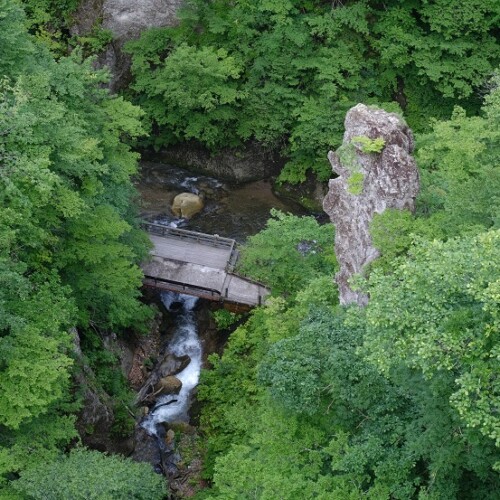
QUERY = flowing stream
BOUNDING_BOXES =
[141,292,201,435]
[136,162,309,448]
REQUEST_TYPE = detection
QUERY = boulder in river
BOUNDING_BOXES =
[323,103,419,306]
[171,192,204,218]
[132,426,163,472]
[135,352,190,405]
[154,375,183,396]
[158,353,190,378]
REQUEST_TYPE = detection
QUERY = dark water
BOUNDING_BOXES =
[136,161,307,242]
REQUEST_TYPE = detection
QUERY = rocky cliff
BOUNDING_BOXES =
[323,104,419,306]
[150,140,284,183]
[72,0,182,90]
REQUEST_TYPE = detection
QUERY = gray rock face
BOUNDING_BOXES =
[72,329,133,454]
[132,426,163,471]
[158,353,190,378]
[153,140,284,183]
[153,375,183,396]
[323,104,419,306]
[104,0,182,90]
[72,0,182,90]
[135,353,190,405]
[102,0,182,41]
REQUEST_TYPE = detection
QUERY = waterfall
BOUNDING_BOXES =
[142,292,202,435]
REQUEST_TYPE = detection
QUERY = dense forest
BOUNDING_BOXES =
[1,0,499,498]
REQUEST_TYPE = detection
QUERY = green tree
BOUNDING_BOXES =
[19,0,79,54]
[238,210,336,297]
[13,448,166,499]
[0,2,153,490]
[369,80,500,273]
[197,307,270,478]
[0,0,33,77]
[1,51,152,330]
[362,230,500,451]
[200,227,499,498]
[125,0,500,183]
[128,41,246,148]
[0,274,74,429]
[416,86,500,236]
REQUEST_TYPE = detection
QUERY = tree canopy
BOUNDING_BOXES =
[125,0,500,182]
[0,1,158,493]
[195,83,500,498]
[1,0,499,498]
[13,448,166,499]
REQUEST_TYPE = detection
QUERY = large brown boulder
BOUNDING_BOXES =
[154,376,183,395]
[171,192,204,218]
[135,353,190,405]
[323,104,419,306]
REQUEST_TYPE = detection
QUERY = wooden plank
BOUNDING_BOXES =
[149,234,232,269]
[143,258,227,291]
[143,225,269,307]
[223,273,268,306]
[142,258,269,307]
[143,277,222,301]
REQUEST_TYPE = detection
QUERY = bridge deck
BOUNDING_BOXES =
[142,224,268,307]
[149,234,232,269]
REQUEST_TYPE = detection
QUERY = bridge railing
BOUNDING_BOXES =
[143,222,235,248]
[143,221,240,272]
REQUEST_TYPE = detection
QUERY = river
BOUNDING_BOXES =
[141,292,201,435]
[134,161,309,486]
[136,161,307,242]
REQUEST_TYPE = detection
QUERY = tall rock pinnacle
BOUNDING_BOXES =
[323,104,419,306]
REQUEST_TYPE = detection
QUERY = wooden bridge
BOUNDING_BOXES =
[141,223,269,307]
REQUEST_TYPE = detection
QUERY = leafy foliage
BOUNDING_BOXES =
[211,309,241,330]
[125,0,500,181]
[416,93,500,237]
[369,209,415,272]
[0,0,33,76]
[0,2,153,491]
[362,230,500,448]
[238,209,336,297]
[1,48,152,330]
[13,448,166,499]
[347,171,364,195]
[0,415,79,496]
[351,135,385,153]
[0,274,74,429]
[196,83,500,497]
[197,308,270,478]
[128,42,246,148]
[206,280,499,497]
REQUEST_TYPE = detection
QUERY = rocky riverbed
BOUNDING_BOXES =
[136,161,308,242]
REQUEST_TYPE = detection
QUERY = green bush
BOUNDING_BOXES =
[13,448,166,500]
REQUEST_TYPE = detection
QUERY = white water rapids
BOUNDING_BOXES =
[141,292,202,435]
